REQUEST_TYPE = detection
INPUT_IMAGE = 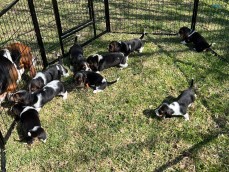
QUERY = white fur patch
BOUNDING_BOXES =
[181,40,187,44]
[93,89,103,93]
[139,47,144,53]
[119,63,128,68]
[168,102,182,115]
[45,80,60,91]
[34,72,47,85]
[102,78,106,83]
[33,94,43,109]
[97,54,103,62]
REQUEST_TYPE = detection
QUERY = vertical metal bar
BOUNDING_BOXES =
[0,131,6,172]
[52,0,65,56]
[191,0,199,31]
[104,0,111,32]
[28,0,48,68]
[88,0,97,37]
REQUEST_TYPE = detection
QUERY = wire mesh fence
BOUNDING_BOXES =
[0,0,228,171]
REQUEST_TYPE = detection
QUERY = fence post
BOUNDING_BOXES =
[28,0,48,68]
[191,0,199,31]
[0,131,6,172]
[52,0,65,56]
[104,0,111,32]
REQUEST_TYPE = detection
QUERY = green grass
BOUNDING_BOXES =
[4,33,229,172]
[1,0,229,171]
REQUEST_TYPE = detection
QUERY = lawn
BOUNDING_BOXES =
[4,33,229,171]
[0,0,229,171]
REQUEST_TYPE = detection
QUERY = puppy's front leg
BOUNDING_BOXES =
[181,40,187,44]
[184,113,189,121]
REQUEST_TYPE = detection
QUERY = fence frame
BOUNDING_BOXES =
[0,0,202,171]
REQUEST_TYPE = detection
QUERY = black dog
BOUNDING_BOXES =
[155,79,196,121]
[87,52,128,72]
[108,31,146,56]
[69,36,91,72]
[178,26,220,56]
[9,80,67,111]
[73,71,119,93]
[28,63,69,92]
[11,103,46,145]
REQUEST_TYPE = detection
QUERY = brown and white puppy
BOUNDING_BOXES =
[73,71,119,93]
[9,80,67,111]
[108,31,146,56]
[11,103,46,145]
[69,36,91,72]
[155,79,196,121]
[87,52,128,72]
[1,42,37,77]
[28,63,69,92]
[0,55,19,103]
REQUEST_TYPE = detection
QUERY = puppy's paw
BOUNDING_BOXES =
[63,91,68,100]
[181,41,187,44]
[93,89,103,93]
[184,113,190,121]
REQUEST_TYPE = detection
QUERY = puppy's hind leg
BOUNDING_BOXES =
[184,113,189,121]
[93,79,107,93]
[59,91,68,100]
[138,46,144,53]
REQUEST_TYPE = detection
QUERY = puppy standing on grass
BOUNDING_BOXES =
[108,31,146,57]
[87,52,128,72]
[69,35,91,72]
[28,59,69,92]
[9,80,67,111]
[155,79,196,121]
[11,103,46,145]
[73,70,119,93]
[178,26,223,59]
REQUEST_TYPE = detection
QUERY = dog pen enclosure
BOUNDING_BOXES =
[0,0,228,171]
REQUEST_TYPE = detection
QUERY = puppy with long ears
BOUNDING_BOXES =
[73,70,119,93]
[0,42,37,78]
[11,103,46,145]
[155,79,196,121]
[69,35,91,72]
[178,26,227,61]
[28,56,69,92]
[0,57,19,103]
[108,31,146,56]
[9,80,67,111]
[87,52,128,72]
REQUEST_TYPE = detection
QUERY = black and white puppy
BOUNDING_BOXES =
[178,26,218,55]
[87,52,128,72]
[9,80,67,111]
[155,79,196,121]
[69,36,91,72]
[28,63,69,92]
[11,103,46,145]
[73,71,119,93]
[108,31,146,56]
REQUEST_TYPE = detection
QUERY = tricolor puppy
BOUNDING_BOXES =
[0,42,37,77]
[11,103,46,145]
[155,79,196,121]
[73,71,119,93]
[87,52,128,72]
[108,31,146,56]
[28,63,69,92]
[69,36,91,72]
[0,56,19,103]
[178,26,220,56]
[9,80,67,111]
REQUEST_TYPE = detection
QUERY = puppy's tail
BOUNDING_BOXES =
[107,77,120,86]
[139,29,147,40]
[206,47,228,62]
[74,34,81,44]
[189,78,194,89]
